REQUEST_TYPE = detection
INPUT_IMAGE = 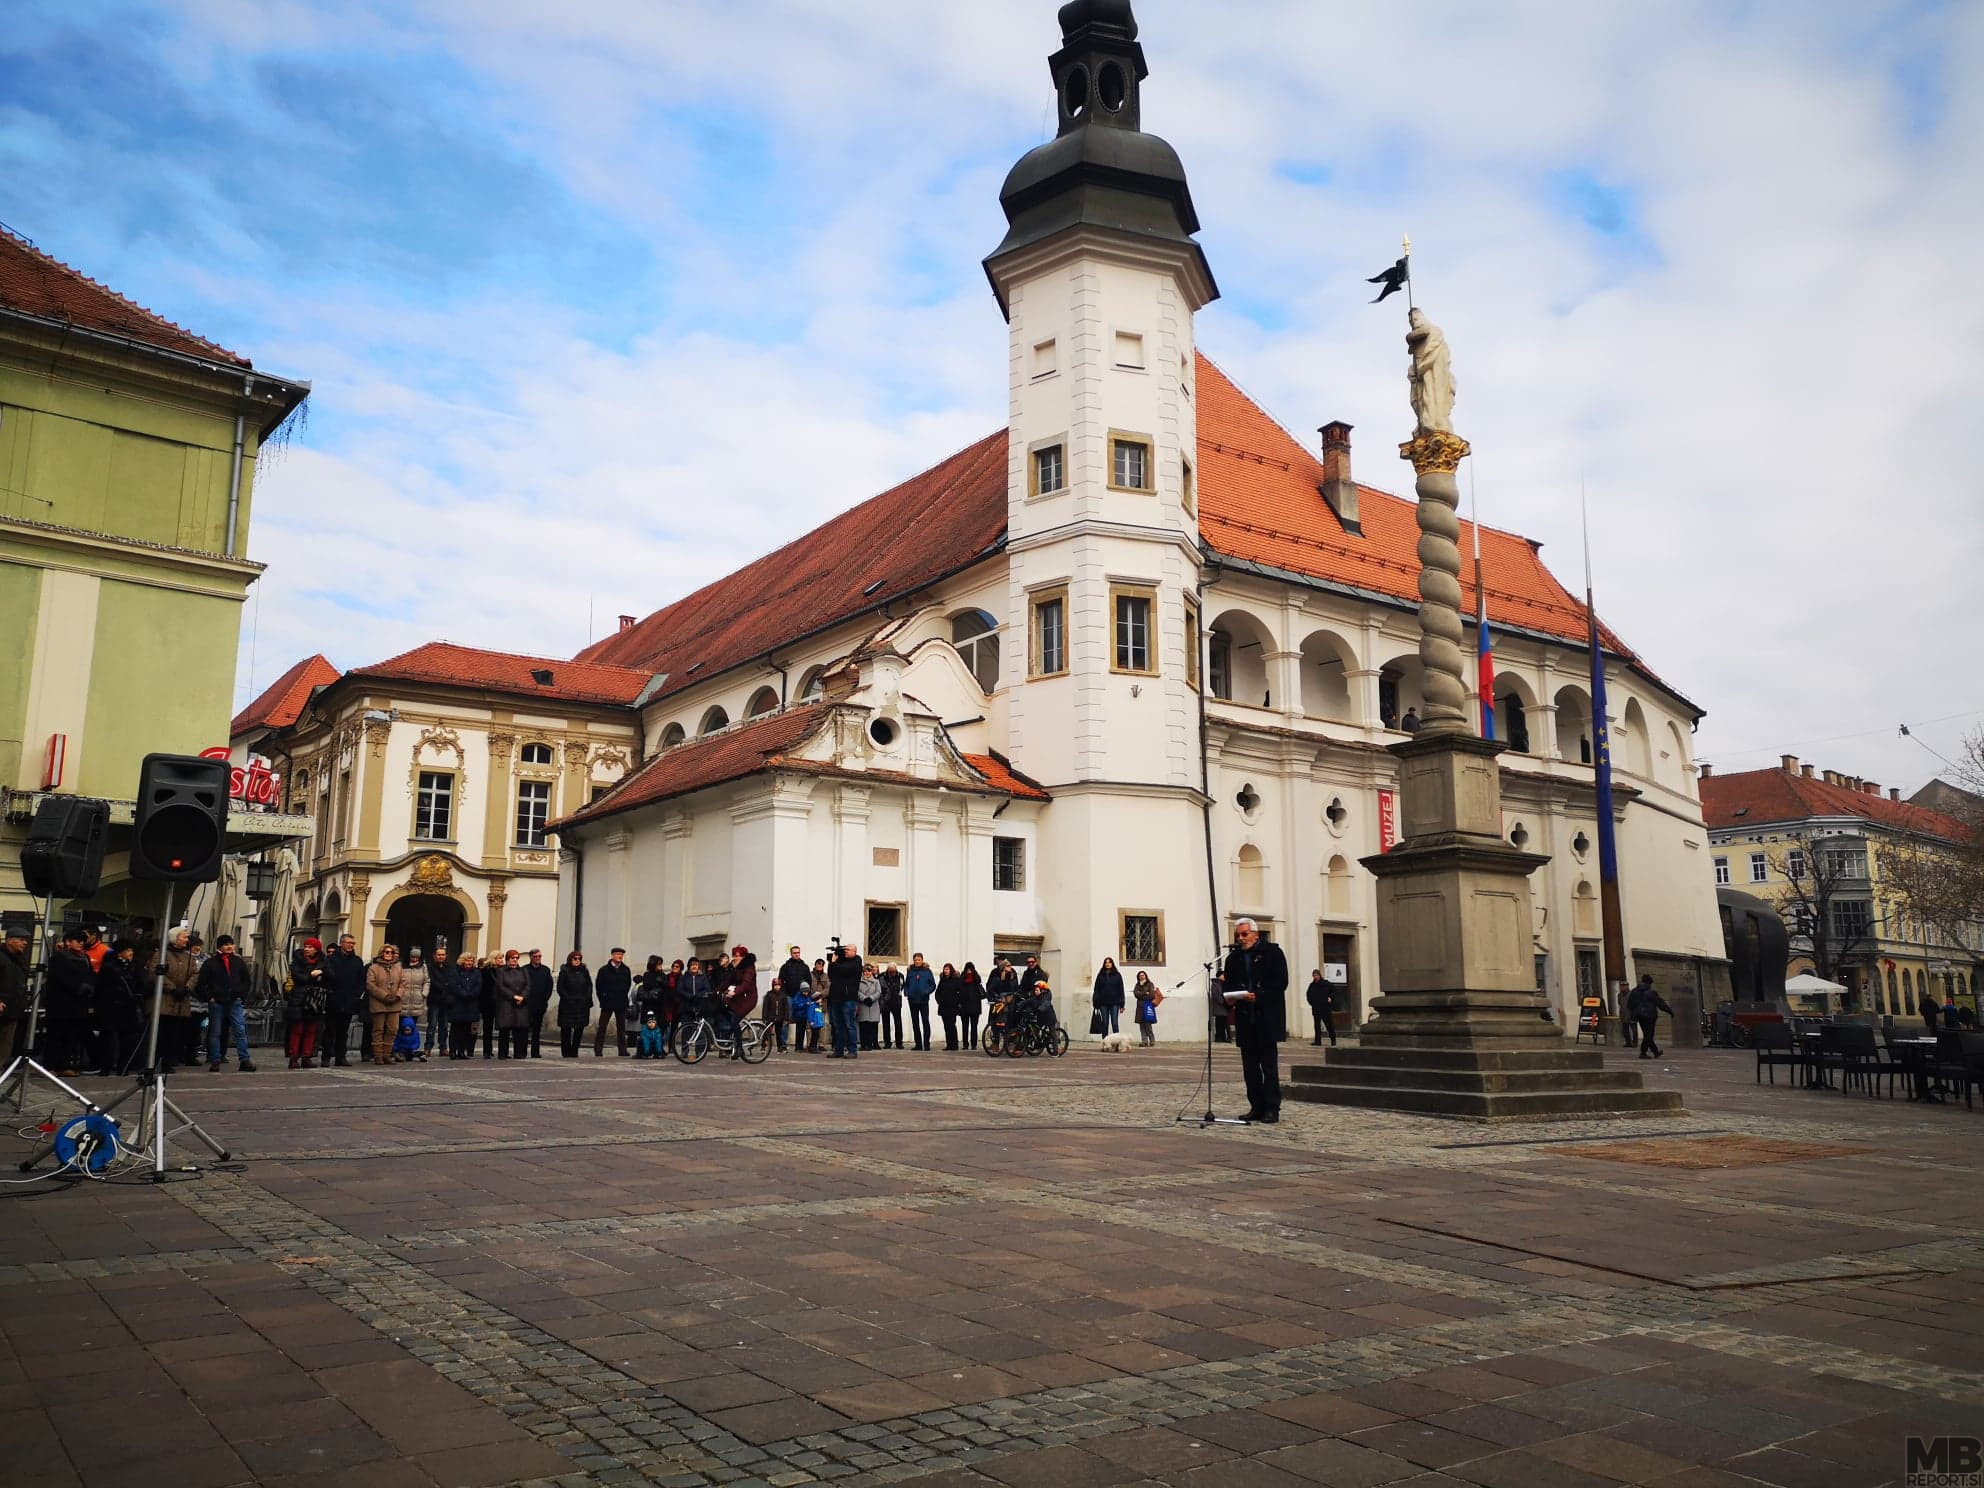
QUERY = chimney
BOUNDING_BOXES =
[1780,754,1799,773]
[618,614,636,634]
[1889,787,1900,801]
[1699,763,1713,778]
[1863,780,1880,797]
[1318,421,1360,533]
[1801,764,1814,778]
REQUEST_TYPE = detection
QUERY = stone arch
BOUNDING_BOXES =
[1554,684,1594,764]
[699,705,730,736]
[1298,627,1356,721]
[1325,854,1352,916]
[1663,720,1691,787]
[321,890,343,939]
[374,878,484,958]
[1207,608,1274,707]
[1493,671,1537,753]
[797,666,828,702]
[658,722,687,750]
[745,686,780,718]
[1235,842,1266,910]
[1622,697,1654,779]
[1885,964,1898,1015]
[1378,651,1428,731]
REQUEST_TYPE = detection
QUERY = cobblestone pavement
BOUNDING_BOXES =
[2,1044,1980,1488]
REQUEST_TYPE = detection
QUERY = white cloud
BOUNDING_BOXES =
[118,0,1980,791]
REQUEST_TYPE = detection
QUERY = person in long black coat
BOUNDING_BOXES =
[594,948,633,1057]
[1091,958,1125,1037]
[555,952,594,1058]
[525,950,555,1057]
[1305,969,1337,1047]
[323,934,367,1067]
[958,963,986,1050]
[42,929,95,1076]
[1221,918,1288,1123]
[934,964,962,1051]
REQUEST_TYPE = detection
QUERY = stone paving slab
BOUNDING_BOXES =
[1,1046,1978,1486]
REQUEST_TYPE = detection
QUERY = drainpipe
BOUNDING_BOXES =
[568,838,586,955]
[223,375,255,558]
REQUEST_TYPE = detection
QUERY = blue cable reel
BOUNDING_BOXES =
[53,1112,121,1174]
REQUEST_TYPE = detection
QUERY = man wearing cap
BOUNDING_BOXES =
[0,923,30,1067]
[43,927,96,1076]
[524,949,554,1058]
[594,947,633,1057]
[199,934,256,1072]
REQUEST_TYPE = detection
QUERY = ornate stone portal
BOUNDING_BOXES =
[1288,312,1681,1120]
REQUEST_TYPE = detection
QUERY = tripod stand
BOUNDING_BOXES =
[1175,957,1251,1128]
[19,883,230,1178]
[0,892,95,1118]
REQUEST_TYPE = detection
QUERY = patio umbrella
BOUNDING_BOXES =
[1783,972,1848,997]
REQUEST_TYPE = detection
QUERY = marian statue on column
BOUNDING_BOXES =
[1406,308,1456,435]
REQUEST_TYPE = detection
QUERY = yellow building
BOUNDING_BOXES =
[1702,755,1979,1015]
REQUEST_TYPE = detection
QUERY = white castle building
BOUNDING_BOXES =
[540,0,1730,1038]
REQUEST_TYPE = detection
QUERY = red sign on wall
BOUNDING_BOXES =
[1377,788,1399,852]
[200,747,282,809]
[43,733,66,790]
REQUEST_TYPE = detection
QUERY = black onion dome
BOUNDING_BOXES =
[1057,0,1137,40]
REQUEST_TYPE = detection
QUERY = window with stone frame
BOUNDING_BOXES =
[866,902,905,959]
[1184,597,1201,690]
[1111,585,1156,675]
[414,770,455,841]
[1119,910,1164,965]
[952,610,1001,693]
[1029,587,1068,678]
[520,742,554,766]
[1749,852,1767,883]
[1714,856,1730,886]
[515,780,552,847]
[993,836,1025,892]
[1109,434,1152,492]
[1031,442,1064,496]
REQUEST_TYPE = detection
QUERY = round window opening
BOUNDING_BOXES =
[1061,64,1090,119]
[868,717,900,749]
[1510,822,1530,850]
[1236,784,1261,817]
[1097,62,1126,111]
[1325,797,1348,830]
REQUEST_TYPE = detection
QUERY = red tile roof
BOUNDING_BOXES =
[574,432,1009,684]
[1194,358,1640,660]
[961,752,1049,801]
[557,708,1053,831]
[0,226,248,366]
[232,654,341,737]
[577,354,1659,707]
[346,642,651,706]
[1702,766,1971,842]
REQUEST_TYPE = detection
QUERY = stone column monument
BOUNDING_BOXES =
[1287,311,1680,1120]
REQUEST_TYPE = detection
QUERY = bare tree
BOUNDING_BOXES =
[1880,729,1984,954]
[1771,830,1876,984]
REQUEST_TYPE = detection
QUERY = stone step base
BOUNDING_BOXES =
[1316,1047,1610,1073]
[1288,1063,1648,1095]
[1283,1078,1686,1121]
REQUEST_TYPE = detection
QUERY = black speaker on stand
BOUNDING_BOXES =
[1,796,111,1118]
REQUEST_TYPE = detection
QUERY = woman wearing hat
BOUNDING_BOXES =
[286,937,329,1068]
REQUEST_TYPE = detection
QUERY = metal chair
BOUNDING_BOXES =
[1753,1021,1801,1085]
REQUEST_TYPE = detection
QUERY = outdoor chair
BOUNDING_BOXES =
[1753,1021,1801,1085]
[1884,1028,1934,1102]
[1831,1025,1891,1098]
[1930,1032,1975,1110]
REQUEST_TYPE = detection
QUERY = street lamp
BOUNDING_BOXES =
[244,860,278,902]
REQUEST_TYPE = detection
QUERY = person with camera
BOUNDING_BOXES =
[1221,917,1288,1123]
[825,941,863,1058]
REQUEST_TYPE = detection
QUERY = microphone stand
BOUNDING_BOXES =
[1176,951,1250,1128]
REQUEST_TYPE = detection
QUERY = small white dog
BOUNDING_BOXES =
[1098,1031,1130,1052]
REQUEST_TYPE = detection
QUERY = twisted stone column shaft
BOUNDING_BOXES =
[1399,430,1472,737]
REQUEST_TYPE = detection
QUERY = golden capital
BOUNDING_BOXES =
[1398,430,1471,475]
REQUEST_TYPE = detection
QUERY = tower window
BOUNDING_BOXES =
[1111,585,1156,675]
[1181,456,1195,513]
[1031,339,1057,379]
[1061,64,1089,120]
[1098,62,1127,112]
[1184,597,1201,691]
[1113,331,1145,369]
[1029,587,1068,678]
[520,742,553,765]
[1109,435,1152,492]
[1031,442,1065,496]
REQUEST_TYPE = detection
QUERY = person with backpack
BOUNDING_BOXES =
[1625,973,1672,1060]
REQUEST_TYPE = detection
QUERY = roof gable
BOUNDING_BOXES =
[0,227,248,366]
[232,654,341,737]
[1702,767,1971,841]
[346,642,651,707]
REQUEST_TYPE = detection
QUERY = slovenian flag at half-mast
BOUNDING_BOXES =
[1476,596,1496,740]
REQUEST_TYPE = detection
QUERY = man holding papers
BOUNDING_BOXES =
[1221,918,1288,1123]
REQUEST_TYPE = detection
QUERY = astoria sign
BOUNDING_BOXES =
[199,747,282,809]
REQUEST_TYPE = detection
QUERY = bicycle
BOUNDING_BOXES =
[673,1013,773,1065]
[1004,1014,1068,1057]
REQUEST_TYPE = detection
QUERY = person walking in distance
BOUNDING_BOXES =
[826,942,863,1058]
[322,933,365,1068]
[524,949,554,1058]
[1305,969,1338,1047]
[1222,918,1288,1123]
[594,947,633,1057]
[1625,973,1671,1060]
[903,953,935,1051]
[199,935,255,1073]
[364,943,405,1066]
[493,950,532,1058]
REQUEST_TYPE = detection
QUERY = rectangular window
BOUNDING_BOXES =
[1029,586,1068,678]
[1831,900,1872,942]
[1713,856,1729,886]
[866,902,904,958]
[993,836,1025,891]
[515,780,551,847]
[1112,586,1155,674]
[1785,848,1807,879]
[1184,597,1201,691]
[1749,852,1767,883]
[415,770,454,841]
[1109,435,1151,492]
[1032,442,1064,496]
[1824,849,1867,879]
[1120,911,1164,965]
[1031,338,1057,379]
[1113,330,1145,369]
[1180,455,1195,513]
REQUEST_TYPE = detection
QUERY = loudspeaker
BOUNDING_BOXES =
[20,796,110,899]
[129,753,229,884]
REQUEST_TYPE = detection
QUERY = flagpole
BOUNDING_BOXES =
[1402,232,1413,312]
[1471,459,1493,740]
[1582,480,1630,1029]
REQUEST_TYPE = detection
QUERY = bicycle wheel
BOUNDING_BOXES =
[1007,1025,1029,1057]
[675,1020,712,1065]
[982,1028,1005,1057]
[737,1021,773,1064]
[1048,1027,1069,1057]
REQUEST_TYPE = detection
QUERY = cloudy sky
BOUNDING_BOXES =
[5,0,1979,791]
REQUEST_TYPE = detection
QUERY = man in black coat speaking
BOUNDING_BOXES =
[1221,917,1287,1123]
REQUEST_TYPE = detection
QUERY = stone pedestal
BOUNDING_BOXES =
[1286,422,1681,1121]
